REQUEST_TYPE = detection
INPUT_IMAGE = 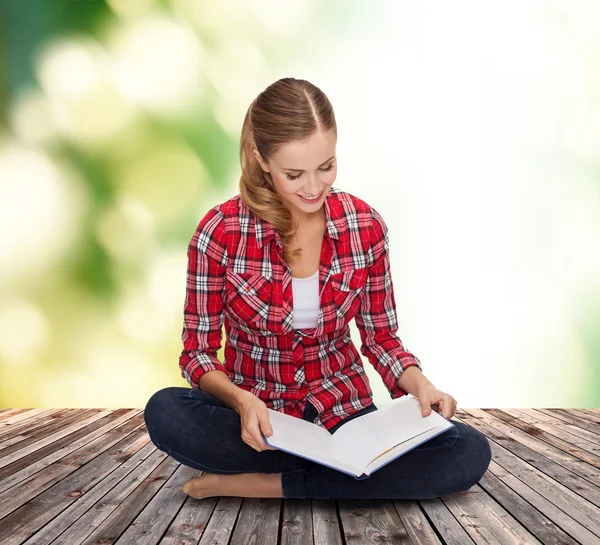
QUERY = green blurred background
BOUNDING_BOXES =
[1,0,598,410]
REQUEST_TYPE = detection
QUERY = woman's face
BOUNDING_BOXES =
[253,128,337,223]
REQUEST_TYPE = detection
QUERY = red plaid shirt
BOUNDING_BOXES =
[179,186,422,431]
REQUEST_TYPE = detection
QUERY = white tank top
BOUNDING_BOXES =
[292,269,320,328]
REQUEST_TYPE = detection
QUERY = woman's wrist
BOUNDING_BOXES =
[396,366,432,397]
[197,369,251,413]
[232,388,253,414]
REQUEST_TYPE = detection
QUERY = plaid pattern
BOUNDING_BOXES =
[179,186,422,431]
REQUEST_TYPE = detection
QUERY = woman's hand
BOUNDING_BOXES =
[234,391,278,452]
[416,382,457,420]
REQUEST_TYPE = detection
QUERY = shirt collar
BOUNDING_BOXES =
[254,187,347,249]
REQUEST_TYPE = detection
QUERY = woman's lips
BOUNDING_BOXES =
[297,191,323,203]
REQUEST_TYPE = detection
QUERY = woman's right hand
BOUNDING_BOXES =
[235,391,277,452]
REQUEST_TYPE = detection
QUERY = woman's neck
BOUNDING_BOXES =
[292,207,325,231]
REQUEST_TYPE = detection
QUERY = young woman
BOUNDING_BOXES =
[144,78,492,500]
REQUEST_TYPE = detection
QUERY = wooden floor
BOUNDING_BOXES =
[0,407,599,545]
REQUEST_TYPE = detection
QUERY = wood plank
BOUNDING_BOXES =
[0,409,64,432]
[0,409,83,448]
[198,497,243,544]
[0,409,33,421]
[0,409,109,468]
[0,413,147,536]
[281,498,313,545]
[115,462,200,544]
[441,485,542,544]
[481,457,600,545]
[503,408,600,441]
[391,501,443,544]
[571,409,600,424]
[468,456,580,544]
[453,412,600,540]
[77,456,180,545]
[0,409,141,495]
[1,407,598,544]
[458,408,600,498]
[500,409,600,461]
[23,442,163,544]
[338,499,411,544]
[480,409,600,469]
[229,498,282,545]
[533,409,600,435]
[419,497,477,545]
[514,409,600,444]
[161,494,218,544]
[311,500,343,545]
[561,408,600,418]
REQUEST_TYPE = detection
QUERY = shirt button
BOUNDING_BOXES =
[245,284,251,290]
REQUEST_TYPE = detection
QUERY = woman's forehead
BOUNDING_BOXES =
[272,131,337,168]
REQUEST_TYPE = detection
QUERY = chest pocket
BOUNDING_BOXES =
[225,271,273,332]
[329,267,369,318]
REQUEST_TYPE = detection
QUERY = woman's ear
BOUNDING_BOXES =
[253,149,270,172]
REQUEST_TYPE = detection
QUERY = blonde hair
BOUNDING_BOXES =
[239,78,337,264]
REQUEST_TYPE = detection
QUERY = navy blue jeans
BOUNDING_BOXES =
[144,387,492,499]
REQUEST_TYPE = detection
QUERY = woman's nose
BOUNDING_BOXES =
[304,175,321,194]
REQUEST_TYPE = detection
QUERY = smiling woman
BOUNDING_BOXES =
[143,77,491,501]
[254,129,337,221]
[243,95,339,259]
[253,129,337,218]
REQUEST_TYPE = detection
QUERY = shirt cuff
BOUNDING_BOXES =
[379,357,422,399]
[180,352,227,389]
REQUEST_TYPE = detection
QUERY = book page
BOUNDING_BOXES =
[265,408,354,470]
[363,420,456,476]
[331,396,444,468]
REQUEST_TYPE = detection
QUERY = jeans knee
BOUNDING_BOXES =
[475,430,492,471]
[143,387,180,447]
[481,438,492,478]
[464,429,492,489]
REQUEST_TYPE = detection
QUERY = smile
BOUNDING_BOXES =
[297,191,323,202]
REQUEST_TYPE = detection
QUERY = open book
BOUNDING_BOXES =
[262,395,456,480]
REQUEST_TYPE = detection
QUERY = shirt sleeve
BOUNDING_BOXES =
[179,206,229,389]
[354,207,423,399]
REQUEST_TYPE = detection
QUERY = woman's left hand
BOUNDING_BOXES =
[416,382,457,419]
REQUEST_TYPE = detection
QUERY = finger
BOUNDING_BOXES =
[259,413,273,437]
[261,437,277,450]
[423,401,439,416]
[258,412,276,448]
[258,407,273,437]
[441,399,452,419]
[250,425,268,451]
[244,421,263,451]
[259,430,277,450]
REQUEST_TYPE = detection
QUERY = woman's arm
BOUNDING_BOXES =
[396,366,432,397]
[198,351,276,452]
[179,206,229,389]
[397,366,457,418]
[355,207,423,398]
[198,369,253,413]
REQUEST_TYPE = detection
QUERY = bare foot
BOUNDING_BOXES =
[182,472,283,498]
[182,473,220,499]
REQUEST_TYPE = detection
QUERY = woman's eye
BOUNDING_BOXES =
[286,163,334,181]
